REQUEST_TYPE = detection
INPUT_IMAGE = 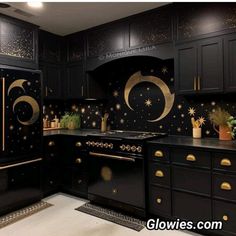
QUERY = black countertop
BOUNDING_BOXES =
[43,129,101,137]
[148,135,236,152]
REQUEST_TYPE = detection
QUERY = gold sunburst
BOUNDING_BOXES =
[162,67,168,74]
[113,90,119,97]
[145,99,152,107]
[188,107,196,116]
[198,116,206,126]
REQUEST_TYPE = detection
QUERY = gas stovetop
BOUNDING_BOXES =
[87,130,167,140]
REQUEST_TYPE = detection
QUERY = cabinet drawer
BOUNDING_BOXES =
[149,186,171,217]
[148,145,169,162]
[171,148,211,169]
[72,169,87,194]
[173,191,211,222]
[213,200,236,234]
[213,153,236,172]
[213,173,236,202]
[172,166,211,196]
[149,163,170,187]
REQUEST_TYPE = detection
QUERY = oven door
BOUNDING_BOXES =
[88,151,145,208]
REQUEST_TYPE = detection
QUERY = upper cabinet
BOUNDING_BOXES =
[176,3,236,41]
[66,32,84,62]
[39,30,61,63]
[224,33,236,92]
[129,6,173,48]
[0,14,38,69]
[175,36,223,95]
[86,22,127,58]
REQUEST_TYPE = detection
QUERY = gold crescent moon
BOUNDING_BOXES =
[13,95,40,126]
[7,79,27,95]
[124,71,175,122]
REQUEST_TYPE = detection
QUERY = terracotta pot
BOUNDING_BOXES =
[214,125,232,141]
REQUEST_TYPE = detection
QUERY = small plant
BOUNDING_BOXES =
[208,107,231,126]
[61,112,81,129]
[227,116,236,139]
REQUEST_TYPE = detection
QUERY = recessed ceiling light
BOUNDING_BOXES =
[27,2,43,8]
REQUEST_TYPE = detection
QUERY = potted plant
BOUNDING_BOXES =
[208,107,232,141]
[227,116,236,139]
[61,112,81,130]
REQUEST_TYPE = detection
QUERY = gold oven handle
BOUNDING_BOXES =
[0,158,42,170]
[2,77,5,152]
[89,152,135,162]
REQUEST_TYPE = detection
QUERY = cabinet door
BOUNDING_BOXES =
[225,34,236,92]
[66,63,85,99]
[198,37,223,93]
[175,43,198,94]
[40,63,62,99]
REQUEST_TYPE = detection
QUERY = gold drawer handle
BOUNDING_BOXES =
[154,150,163,158]
[221,182,232,191]
[156,198,162,204]
[48,141,55,147]
[223,215,229,221]
[186,154,196,162]
[155,170,164,178]
[220,158,232,167]
[75,158,82,164]
[75,142,82,147]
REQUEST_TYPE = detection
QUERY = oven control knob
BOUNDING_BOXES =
[108,143,113,149]
[104,143,109,148]
[86,141,91,146]
[91,141,95,147]
[99,142,104,148]
[120,144,126,151]
[137,146,142,153]
[95,142,99,147]
[131,146,137,152]
[126,145,131,151]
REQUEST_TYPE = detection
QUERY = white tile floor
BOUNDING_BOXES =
[0,193,201,236]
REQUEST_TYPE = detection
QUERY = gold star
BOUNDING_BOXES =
[113,90,119,97]
[198,116,206,126]
[177,104,182,110]
[92,121,96,127]
[145,99,152,107]
[81,108,85,114]
[162,67,168,74]
[188,107,196,116]
[116,104,121,110]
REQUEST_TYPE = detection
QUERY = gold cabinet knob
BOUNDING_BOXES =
[112,188,118,194]
[155,170,164,178]
[154,150,163,158]
[48,141,55,147]
[220,158,232,167]
[75,142,82,147]
[75,158,82,164]
[220,182,232,191]
[223,215,229,221]
[156,198,162,204]
[186,154,196,162]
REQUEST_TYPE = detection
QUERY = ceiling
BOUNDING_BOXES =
[0,2,169,36]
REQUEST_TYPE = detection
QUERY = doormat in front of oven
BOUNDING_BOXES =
[75,202,146,231]
[0,201,53,229]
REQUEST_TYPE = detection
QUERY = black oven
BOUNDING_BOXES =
[88,151,145,216]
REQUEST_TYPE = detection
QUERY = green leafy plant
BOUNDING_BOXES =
[227,116,236,139]
[61,112,81,129]
[208,107,231,126]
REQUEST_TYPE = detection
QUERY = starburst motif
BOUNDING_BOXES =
[198,116,206,126]
[116,104,121,110]
[145,99,152,107]
[113,90,119,97]
[177,104,182,110]
[162,66,168,74]
[188,107,196,116]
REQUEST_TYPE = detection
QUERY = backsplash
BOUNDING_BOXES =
[44,57,236,138]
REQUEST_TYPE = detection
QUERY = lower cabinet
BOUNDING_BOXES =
[147,143,236,236]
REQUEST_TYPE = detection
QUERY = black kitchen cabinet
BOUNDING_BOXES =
[42,136,61,196]
[175,36,223,94]
[39,30,61,63]
[61,136,88,198]
[0,14,38,69]
[66,62,85,99]
[224,33,236,92]
[129,5,173,48]
[40,63,62,99]
[86,22,127,58]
